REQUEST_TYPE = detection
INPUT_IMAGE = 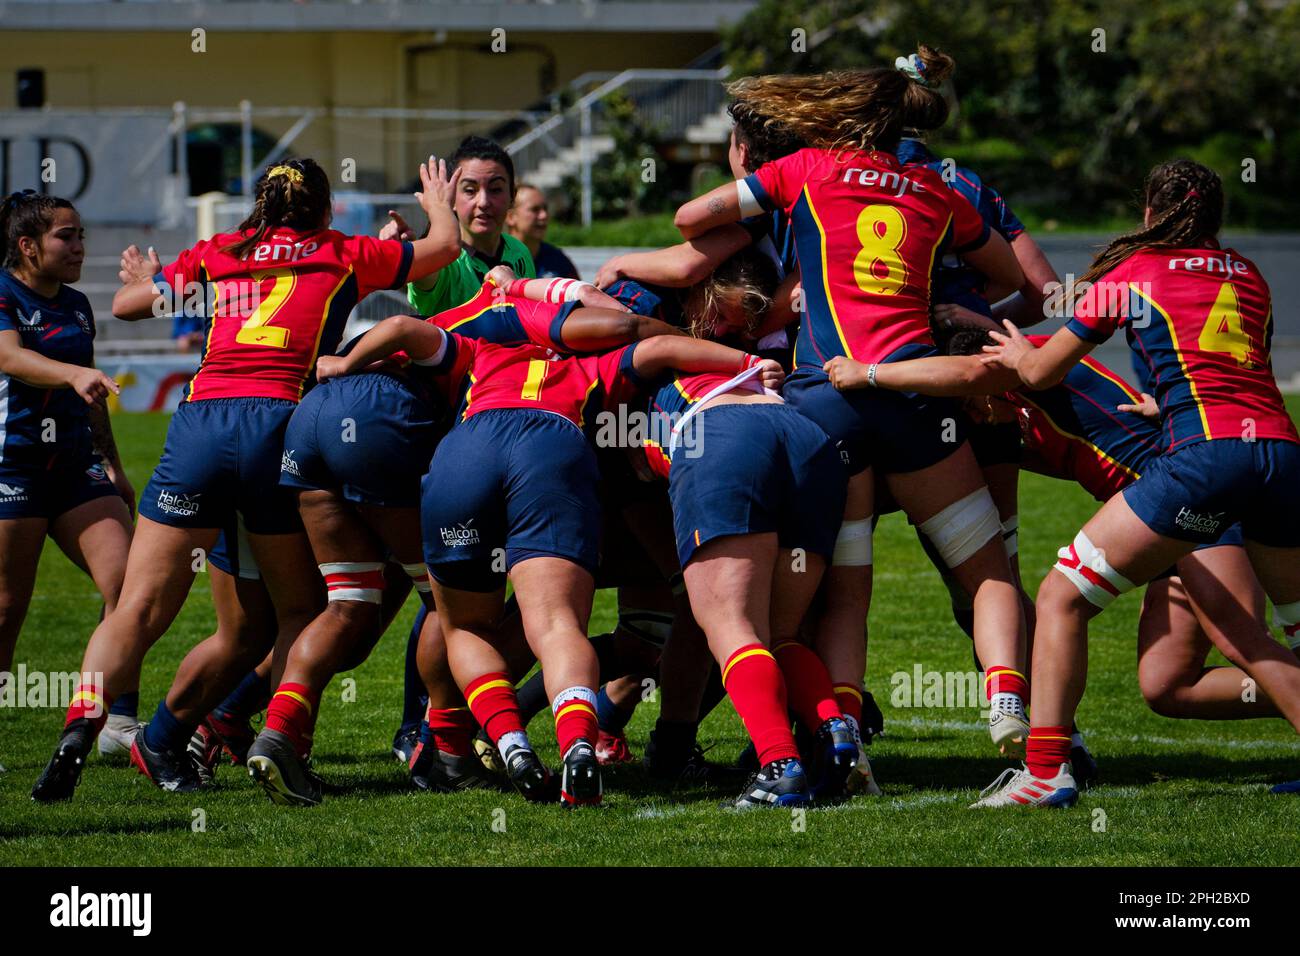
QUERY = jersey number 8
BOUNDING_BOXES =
[853,205,909,296]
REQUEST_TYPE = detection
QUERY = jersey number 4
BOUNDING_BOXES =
[234,270,296,349]
[853,205,908,296]
[1197,281,1252,365]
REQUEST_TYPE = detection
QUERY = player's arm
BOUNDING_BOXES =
[824,353,1021,397]
[981,320,1093,390]
[112,244,166,320]
[991,233,1060,328]
[595,224,754,288]
[962,230,1023,302]
[0,329,120,403]
[407,156,464,282]
[87,399,134,516]
[556,310,684,353]
[674,183,747,240]
[630,336,783,391]
[317,315,447,381]
[487,269,630,314]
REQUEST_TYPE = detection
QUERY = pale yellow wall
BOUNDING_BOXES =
[0,30,717,186]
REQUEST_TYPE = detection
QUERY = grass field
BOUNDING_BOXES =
[2,406,1299,867]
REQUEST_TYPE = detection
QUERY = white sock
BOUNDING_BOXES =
[497,730,531,756]
[991,692,1025,719]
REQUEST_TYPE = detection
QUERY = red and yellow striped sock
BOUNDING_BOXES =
[1026,725,1072,779]
[64,682,112,734]
[722,643,799,766]
[552,687,599,756]
[265,682,319,759]
[833,684,863,725]
[772,641,843,729]
[426,705,474,757]
[985,665,1028,701]
[464,672,525,747]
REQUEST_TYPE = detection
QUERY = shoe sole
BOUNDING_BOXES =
[247,755,320,807]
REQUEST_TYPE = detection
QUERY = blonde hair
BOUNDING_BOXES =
[727,45,955,155]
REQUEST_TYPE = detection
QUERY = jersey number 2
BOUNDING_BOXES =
[853,205,908,296]
[235,270,295,349]
[1197,281,1251,365]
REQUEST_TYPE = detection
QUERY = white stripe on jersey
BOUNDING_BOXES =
[0,374,8,466]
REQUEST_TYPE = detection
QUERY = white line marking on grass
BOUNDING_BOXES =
[887,716,1297,752]
[634,805,690,820]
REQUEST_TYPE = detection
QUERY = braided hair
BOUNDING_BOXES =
[223,158,332,261]
[1080,160,1224,286]
[1,189,76,271]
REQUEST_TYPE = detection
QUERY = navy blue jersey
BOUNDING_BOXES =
[896,138,1025,316]
[532,241,580,280]
[0,270,96,464]
[740,209,798,279]
[603,278,689,328]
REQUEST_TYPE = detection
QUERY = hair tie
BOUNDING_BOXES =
[895,53,936,87]
[1186,189,1200,200]
[267,165,304,185]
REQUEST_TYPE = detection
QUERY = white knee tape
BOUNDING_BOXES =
[1052,530,1134,610]
[1273,599,1300,650]
[1002,514,1019,559]
[320,561,385,604]
[401,561,433,594]
[918,488,1001,569]
[832,518,873,567]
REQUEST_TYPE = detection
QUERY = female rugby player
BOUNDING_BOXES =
[31,156,462,801]
[673,49,1033,758]
[0,192,132,759]
[972,160,1300,806]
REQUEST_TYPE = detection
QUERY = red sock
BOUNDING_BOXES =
[65,682,112,734]
[1026,725,1072,779]
[464,672,525,747]
[265,682,319,758]
[833,684,863,725]
[722,644,798,766]
[985,665,1028,700]
[427,705,474,757]
[772,641,842,729]
[552,690,599,756]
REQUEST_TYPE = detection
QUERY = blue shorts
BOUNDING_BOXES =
[207,519,261,581]
[1123,438,1300,547]
[668,403,846,567]
[784,360,966,476]
[0,445,117,521]
[139,397,302,535]
[420,408,601,591]
[280,372,437,509]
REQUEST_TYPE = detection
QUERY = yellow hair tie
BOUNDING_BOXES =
[267,165,304,184]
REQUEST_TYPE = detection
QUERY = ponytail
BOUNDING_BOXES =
[223,158,332,261]
[1080,160,1224,285]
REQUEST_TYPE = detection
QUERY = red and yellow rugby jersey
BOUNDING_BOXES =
[743,147,989,367]
[157,227,413,402]
[424,332,638,429]
[631,370,765,480]
[426,280,570,351]
[1013,336,1164,501]
[1066,247,1298,450]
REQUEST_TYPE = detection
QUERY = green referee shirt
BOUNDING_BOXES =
[407,233,536,316]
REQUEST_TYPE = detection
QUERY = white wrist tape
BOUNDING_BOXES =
[543,278,593,304]
[411,327,449,367]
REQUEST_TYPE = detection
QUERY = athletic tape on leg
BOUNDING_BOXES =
[1273,599,1300,650]
[319,561,386,603]
[1002,514,1019,559]
[401,561,432,594]
[832,517,873,567]
[1052,530,1134,610]
[918,488,1001,569]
